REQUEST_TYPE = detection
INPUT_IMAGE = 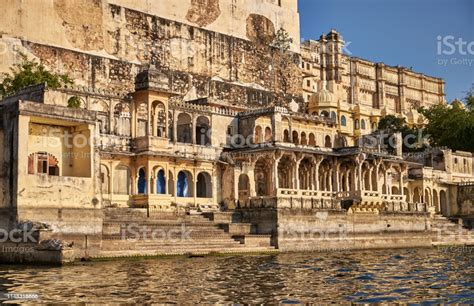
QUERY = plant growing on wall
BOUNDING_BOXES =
[0,53,72,98]
[271,28,296,106]
[67,96,82,108]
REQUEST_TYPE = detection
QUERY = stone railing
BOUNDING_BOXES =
[381,194,406,202]
[247,197,278,209]
[336,190,360,199]
[385,202,428,213]
[277,189,336,199]
[248,196,341,210]
[362,190,381,198]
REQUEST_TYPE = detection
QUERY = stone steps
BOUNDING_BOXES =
[98,208,276,258]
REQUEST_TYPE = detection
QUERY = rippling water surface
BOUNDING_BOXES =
[0,248,473,303]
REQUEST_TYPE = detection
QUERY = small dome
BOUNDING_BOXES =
[310,89,336,106]
[451,99,465,109]
[288,99,299,112]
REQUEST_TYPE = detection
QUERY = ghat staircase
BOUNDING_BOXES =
[430,214,474,246]
[98,208,276,258]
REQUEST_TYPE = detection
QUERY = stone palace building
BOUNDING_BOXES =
[0,0,472,262]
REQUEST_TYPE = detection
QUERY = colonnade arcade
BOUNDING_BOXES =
[100,162,214,201]
[101,95,212,147]
[236,151,409,202]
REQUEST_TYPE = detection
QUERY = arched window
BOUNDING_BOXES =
[309,133,316,146]
[254,126,263,144]
[113,103,131,137]
[137,168,147,194]
[324,135,332,148]
[177,170,193,197]
[136,102,148,137]
[28,152,59,176]
[283,130,290,142]
[301,132,307,145]
[354,119,360,130]
[152,101,166,137]
[340,115,347,127]
[264,127,272,142]
[292,131,299,145]
[361,119,366,130]
[196,116,211,145]
[330,111,337,120]
[168,111,174,142]
[156,169,166,194]
[321,111,329,118]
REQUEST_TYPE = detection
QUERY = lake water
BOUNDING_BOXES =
[0,248,473,303]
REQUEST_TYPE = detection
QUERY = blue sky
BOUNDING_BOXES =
[298,0,474,102]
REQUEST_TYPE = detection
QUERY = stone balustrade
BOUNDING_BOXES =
[277,188,336,199]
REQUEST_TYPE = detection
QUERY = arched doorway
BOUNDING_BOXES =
[440,190,448,216]
[278,155,294,189]
[404,187,410,202]
[137,168,147,194]
[283,130,290,142]
[425,188,432,206]
[177,170,193,197]
[413,187,422,203]
[433,190,439,213]
[114,165,130,194]
[298,157,313,190]
[292,131,299,145]
[254,158,270,196]
[238,174,250,202]
[177,113,192,143]
[100,164,110,194]
[197,172,212,198]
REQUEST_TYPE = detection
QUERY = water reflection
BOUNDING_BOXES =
[0,248,473,303]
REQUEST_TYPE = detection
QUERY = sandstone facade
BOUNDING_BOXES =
[0,0,473,261]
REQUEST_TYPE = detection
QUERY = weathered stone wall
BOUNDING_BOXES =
[0,0,299,53]
[239,208,434,251]
[0,0,302,105]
